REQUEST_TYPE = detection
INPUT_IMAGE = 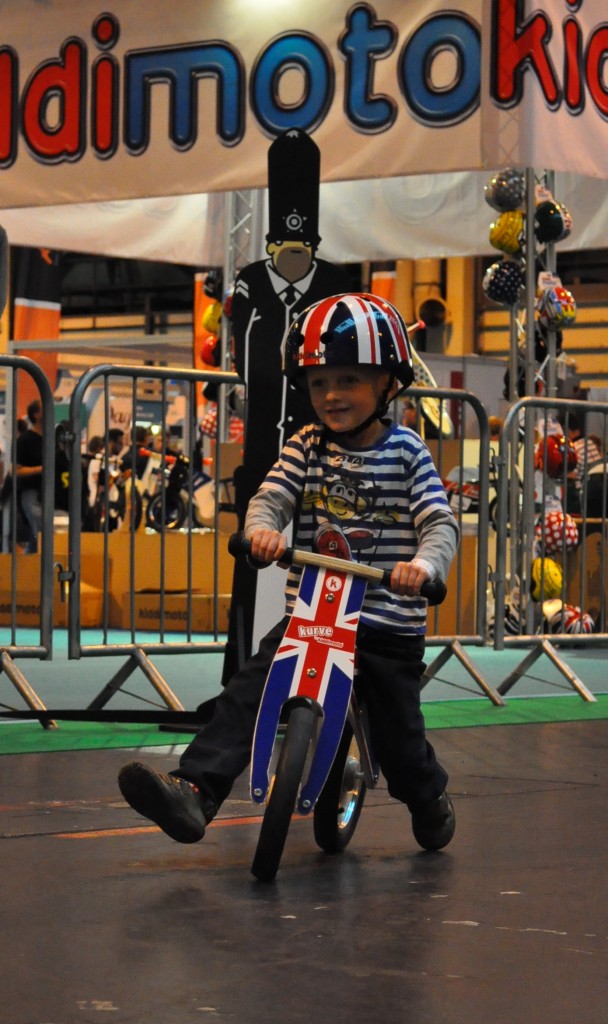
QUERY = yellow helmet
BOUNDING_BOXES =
[202,299,222,336]
[530,557,563,602]
[489,211,525,255]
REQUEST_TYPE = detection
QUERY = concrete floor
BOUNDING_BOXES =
[1,716,607,1024]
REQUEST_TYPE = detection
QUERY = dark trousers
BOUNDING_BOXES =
[174,618,448,821]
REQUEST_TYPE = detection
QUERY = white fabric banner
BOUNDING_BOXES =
[1,170,608,265]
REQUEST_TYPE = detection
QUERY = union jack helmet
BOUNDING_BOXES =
[283,293,414,387]
[543,600,595,635]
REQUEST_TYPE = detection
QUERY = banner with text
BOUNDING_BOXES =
[1,0,607,211]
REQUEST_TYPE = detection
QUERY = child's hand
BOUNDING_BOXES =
[390,560,431,596]
[247,528,288,565]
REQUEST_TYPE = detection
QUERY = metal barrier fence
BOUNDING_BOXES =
[0,355,57,726]
[393,387,504,705]
[64,363,241,718]
[493,396,608,702]
[10,366,602,724]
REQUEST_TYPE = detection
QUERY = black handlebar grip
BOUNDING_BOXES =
[420,578,447,607]
[380,569,446,606]
[228,531,250,558]
[227,531,294,569]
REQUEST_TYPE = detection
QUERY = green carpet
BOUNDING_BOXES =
[0,721,197,755]
[0,694,607,755]
[424,692,608,729]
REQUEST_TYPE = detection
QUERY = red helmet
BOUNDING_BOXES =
[535,510,579,555]
[283,293,414,387]
[535,434,577,478]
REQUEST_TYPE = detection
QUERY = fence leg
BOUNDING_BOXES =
[87,650,186,713]
[497,646,541,697]
[498,640,596,702]
[0,651,58,730]
[87,656,139,711]
[423,641,505,706]
[132,649,185,712]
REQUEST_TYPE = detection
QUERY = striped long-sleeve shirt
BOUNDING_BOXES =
[245,421,459,635]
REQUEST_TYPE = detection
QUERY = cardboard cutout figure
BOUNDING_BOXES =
[224,129,349,679]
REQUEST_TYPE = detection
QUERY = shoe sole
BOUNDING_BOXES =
[118,763,206,844]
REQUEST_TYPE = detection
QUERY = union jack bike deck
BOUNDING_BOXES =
[250,563,367,814]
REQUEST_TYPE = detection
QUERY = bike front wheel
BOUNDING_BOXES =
[313,722,367,854]
[251,704,316,882]
[145,492,187,531]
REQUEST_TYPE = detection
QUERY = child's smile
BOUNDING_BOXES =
[305,365,395,447]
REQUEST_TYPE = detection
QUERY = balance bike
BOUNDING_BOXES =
[228,533,445,882]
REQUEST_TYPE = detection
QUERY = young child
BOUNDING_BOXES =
[118,293,459,852]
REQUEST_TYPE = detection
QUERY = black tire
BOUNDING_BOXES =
[251,704,316,882]
[145,491,187,531]
[313,723,367,853]
[123,484,143,530]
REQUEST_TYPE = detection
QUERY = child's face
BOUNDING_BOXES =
[305,364,395,445]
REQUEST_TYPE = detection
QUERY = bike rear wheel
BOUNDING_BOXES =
[251,704,316,882]
[313,722,367,853]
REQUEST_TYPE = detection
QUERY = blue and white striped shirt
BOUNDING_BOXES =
[246,422,458,635]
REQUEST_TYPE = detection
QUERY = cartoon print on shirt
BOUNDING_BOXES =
[303,464,398,558]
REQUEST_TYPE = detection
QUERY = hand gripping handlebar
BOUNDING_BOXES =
[228,532,446,607]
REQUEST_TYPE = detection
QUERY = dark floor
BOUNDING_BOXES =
[1,719,607,1024]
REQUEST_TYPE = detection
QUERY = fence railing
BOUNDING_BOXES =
[394,386,504,705]
[64,363,241,717]
[0,356,57,726]
[493,395,608,701]
[3,364,606,725]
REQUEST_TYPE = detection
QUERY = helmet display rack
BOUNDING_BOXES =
[488,171,598,699]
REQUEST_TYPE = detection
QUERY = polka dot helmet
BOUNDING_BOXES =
[482,259,523,306]
[535,510,579,555]
[484,168,525,212]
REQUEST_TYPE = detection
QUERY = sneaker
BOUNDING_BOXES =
[118,762,207,843]
[411,791,455,851]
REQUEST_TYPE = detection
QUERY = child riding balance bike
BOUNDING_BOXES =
[118,292,459,872]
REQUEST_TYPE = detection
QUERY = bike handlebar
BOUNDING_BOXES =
[228,532,446,607]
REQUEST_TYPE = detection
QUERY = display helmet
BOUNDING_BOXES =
[535,510,579,555]
[283,293,414,388]
[484,167,525,212]
[534,433,577,478]
[537,285,577,330]
[534,200,572,244]
[543,599,594,634]
[530,556,563,601]
[489,210,525,255]
[482,259,523,306]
